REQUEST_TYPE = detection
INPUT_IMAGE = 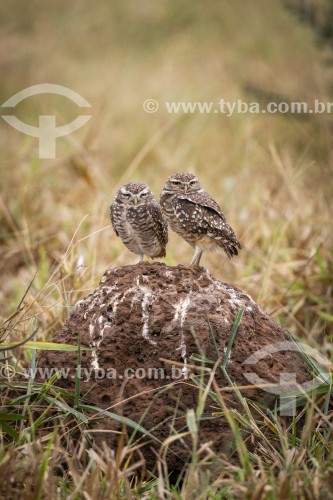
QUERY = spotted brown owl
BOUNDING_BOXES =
[159,173,241,266]
[110,182,168,261]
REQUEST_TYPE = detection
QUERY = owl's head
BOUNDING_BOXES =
[116,182,154,206]
[163,173,201,194]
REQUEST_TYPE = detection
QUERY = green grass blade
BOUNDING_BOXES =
[0,422,19,440]
[74,334,81,408]
[79,404,163,444]
[0,341,91,351]
[222,308,244,370]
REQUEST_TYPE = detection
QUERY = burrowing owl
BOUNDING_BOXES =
[159,173,241,266]
[110,182,168,261]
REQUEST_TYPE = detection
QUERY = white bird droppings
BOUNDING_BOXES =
[174,295,191,379]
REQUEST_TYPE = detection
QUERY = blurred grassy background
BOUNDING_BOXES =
[0,1,333,496]
[0,0,332,349]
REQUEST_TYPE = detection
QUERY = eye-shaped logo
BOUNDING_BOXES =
[1,84,92,159]
[243,341,331,415]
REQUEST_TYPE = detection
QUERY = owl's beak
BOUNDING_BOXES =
[184,184,188,193]
[133,196,139,205]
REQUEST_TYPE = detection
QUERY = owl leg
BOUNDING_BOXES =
[138,254,144,263]
[190,246,202,267]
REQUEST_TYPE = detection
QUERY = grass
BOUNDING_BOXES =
[0,0,333,497]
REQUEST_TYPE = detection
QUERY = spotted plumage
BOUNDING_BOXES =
[110,182,168,261]
[159,173,241,266]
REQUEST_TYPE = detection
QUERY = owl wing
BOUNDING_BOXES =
[147,201,168,247]
[182,191,226,218]
[110,204,119,237]
[172,194,241,257]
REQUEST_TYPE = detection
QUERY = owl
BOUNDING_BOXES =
[110,182,168,261]
[159,173,241,266]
